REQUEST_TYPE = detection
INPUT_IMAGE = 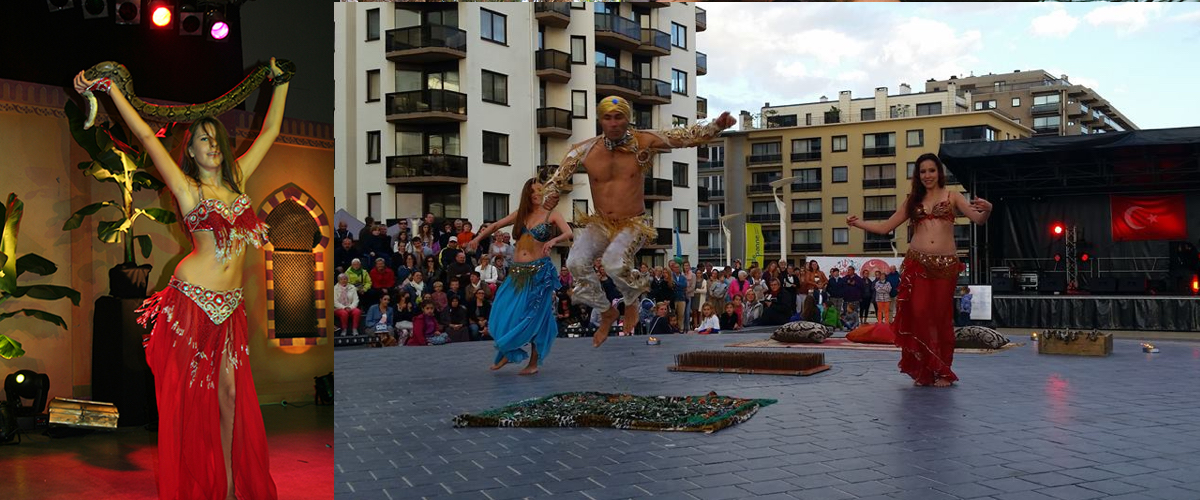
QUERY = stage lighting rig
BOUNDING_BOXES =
[180,5,203,36]
[47,0,74,12]
[150,2,173,29]
[4,370,50,417]
[82,0,107,19]
[115,0,141,25]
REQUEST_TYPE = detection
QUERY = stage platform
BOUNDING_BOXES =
[994,294,1200,332]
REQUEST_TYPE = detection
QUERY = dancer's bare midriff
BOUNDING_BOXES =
[174,234,246,292]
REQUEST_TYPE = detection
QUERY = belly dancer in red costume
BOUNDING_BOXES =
[847,153,991,387]
[74,59,289,499]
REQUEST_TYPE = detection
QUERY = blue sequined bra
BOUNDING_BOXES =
[526,222,554,242]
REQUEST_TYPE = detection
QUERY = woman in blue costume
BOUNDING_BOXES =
[467,179,573,375]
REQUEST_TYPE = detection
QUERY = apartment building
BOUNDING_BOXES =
[925,69,1137,136]
[698,84,1032,267]
[333,2,708,266]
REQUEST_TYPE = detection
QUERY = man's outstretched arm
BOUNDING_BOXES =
[541,138,595,209]
[641,111,736,151]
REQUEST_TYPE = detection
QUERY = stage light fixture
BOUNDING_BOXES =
[1079,253,1090,263]
[115,0,141,25]
[208,10,229,41]
[1192,275,1198,294]
[1051,223,1065,237]
[150,2,173,28]
[82,0,107,19]
[180,10,203,36]
[47,0,74,12]
[4,370,50,417]
[1053,253,1062,263]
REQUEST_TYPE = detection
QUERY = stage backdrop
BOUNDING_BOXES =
[0,79,334,405]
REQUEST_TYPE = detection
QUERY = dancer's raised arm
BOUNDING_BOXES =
[639,111,736,151]
[236,58,290,181]
[466,211,516,253]
[846,196,910,235]
[950,191,992,225]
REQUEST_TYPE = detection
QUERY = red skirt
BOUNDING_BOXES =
[894,250,963,385]
[137,277,277,500]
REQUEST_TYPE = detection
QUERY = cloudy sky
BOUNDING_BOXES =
[695,2,1200,130]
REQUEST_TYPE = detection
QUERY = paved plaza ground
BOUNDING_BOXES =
[335,327,1200,500]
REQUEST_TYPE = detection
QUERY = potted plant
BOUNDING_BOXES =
[0,193,82,359]
[824,106,841,124]
[62,100,177,298]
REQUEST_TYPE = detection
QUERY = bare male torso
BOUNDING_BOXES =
[581,132,655,219]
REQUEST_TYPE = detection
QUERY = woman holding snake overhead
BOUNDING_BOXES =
[73,58,290,500]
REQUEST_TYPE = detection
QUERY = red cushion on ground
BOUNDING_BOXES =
[846,323,895,344]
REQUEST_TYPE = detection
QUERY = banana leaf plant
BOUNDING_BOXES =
[0,193,83,359]
[63,100,177,264]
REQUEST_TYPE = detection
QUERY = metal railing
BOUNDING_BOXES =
[863,240,895,252]
[386,154,468,179]
[863,210,893,221]
[765,242,781,253]
[699,218,720,229]
[534,2,570,16]
[791,243,822,253]
[862,146,895,157]
[696,7,707,29]
[639,28,671,52]
[386,24,466,53]
[386,89,467,116]
[699,248,722,258]
[748,213,779,223]
[863,178,896,189]
[790,181,822,192]
[698,160,724,171]
[1030,103,1060,115]
[707,188,725,197]
[698,186,709,203]
[536,107,572,131]
[747,154,783,165]
[644,177,673,198]
[791,152,821,162]
[747,184,775,195]
[696,51,707,73]
[640,78,671,100]
[594,13,640,41]
[791,213,822,223]
[595,66,641,93]
[534,49,571,74]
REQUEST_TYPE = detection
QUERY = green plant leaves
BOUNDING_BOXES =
[1,193,24,294]
[0,334,25,360]
[0,309,68,329]
[135,234,153,259]
[65,100,102,158]
[137,208,176,224]
[131,171,166,191]
[15,253,57,278]
[11,284,82,306]
[63,200,117,230]
[97,218,131,243]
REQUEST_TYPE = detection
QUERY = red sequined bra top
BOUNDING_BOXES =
[915,200,955,222]
[182,192,270,264]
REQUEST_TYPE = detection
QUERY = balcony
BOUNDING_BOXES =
[633,110,653,130]
[765,242,781,253]
[635,28,671,57]
[536,107,573,138]
[862,146,895,158]
[791,243,822,254]
[1030,103,1060,115]
[791,213,822,223]
[698,159,723,172]
[696,7,707,32]
[955,237,970,247]
[790,151,821,162]
[385,25,466,64]
[748,213,780,224]
[863,178,896,189]
[1033,126,1060,135]
[386,154,467,185]
[697,51,708,76]
[538,164,573,192]
[596,66,642,101]
[863,240,895,252]
[533,2,570,28]
[534,49,572,83]
[644,177,673,201]
[863,210,893,221]
[747,153,783,167]
[699,248,722,259]
[698,186,709,203]
[708,188,725,199]
[790,181,822,192]
[636,78,671,105]
[747,184,774,196]
[385,89,467,123]
[697,96,707,120]
[699,218,720,229]
[594,13,641,51]
[644,228,674,249]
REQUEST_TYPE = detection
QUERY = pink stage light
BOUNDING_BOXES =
[211,21,229,40]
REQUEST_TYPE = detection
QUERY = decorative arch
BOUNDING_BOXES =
[258,183,331,346]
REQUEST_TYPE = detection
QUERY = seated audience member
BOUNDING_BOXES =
[465,272,487,300]
[395,253,416,284]
[334,237,358,274]
[757,279,797,326]
[409,302,447,346]
[401,271,427,305]
[429,281,449,313]
[646,301,679,335]
[446,250,475,291]
[333,273,361,334]
[333,220,353,244]
[446,279,465,305]
[365,294,399,346]
[369,257,397,303]
[396,292,416,344]
[841,303,860,331]
[719,303,740,331]
[475,254,499,294]
[695,303,721,335]
[440,295,470,343]
[345,258,372,299]
[467,288,491,341]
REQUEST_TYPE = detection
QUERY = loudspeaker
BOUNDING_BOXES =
[1038,274,1067,294]
[1117,278,1145,294]
[991,277,1016,293]
[1089,277,1117,294]
[91,296,157,427]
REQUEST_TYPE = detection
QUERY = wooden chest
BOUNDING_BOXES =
[48,398,119,429]
[1037,332,1113,357]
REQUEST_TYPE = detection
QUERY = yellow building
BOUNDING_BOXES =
[698,107,1032,266]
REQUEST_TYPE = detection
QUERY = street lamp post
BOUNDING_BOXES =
[719,213,743,268]
[768,176,803,266]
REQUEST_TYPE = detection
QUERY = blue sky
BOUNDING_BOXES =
[696,2,1200,130]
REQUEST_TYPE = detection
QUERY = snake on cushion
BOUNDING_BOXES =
[80,59,296,129]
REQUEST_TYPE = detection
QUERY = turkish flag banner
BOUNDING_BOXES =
[1110,195,1189,242]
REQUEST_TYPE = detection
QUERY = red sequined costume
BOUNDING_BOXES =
[137,192,276,500]
[894,200,964,385]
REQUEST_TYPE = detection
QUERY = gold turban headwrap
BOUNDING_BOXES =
[597,95,633,123]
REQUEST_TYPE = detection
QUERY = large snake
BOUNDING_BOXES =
[80,59,296,129]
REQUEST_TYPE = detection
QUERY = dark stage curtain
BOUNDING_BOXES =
[994,296,1200,331]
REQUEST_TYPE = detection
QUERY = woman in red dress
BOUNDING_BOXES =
[847,153,992,387]
[75,59,289,499]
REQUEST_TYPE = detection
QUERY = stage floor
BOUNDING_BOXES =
[0,404,333,499]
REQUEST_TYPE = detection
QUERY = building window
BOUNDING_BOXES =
[907,130,923,147]
[366,9,380,41]
[671,69,688,95]
[1032,93,1061,106]
[832,166,847,183]
[482,193,508,223]
[673,115,688,128]
[752,142,782,158]
[832,135,848,152]
[906,162,916,179]
[367,193,381,222]
[794,229,821,245]
[367,131,380,164]
[481,9,507,44]
[572,90,587,118]
[671,22,687,49]
[366,69,380,102]
[768,114,797,128]
[572,200,588,223]
[973,100,997,110]
[864,195,896,220]
[1033,116,1061,130]
[1012,97,1021,107]
[863,164,896,188]
[596,48,618,68]
[672,162,688,187]
[674,209,689,233]
[482,131,509,165]
[481,70,508,105]
[942,126,997,143]
[791,137,821,155]
[752,201,779,215]
[860,108,875,121]
[805,113,812,126]
[916,102,942,116]
[832,197,848,214]
[833,227,849,245]
[792,198,821,216]
[571,2,586,9]
[863,132,896,156]
[570,36,586,64]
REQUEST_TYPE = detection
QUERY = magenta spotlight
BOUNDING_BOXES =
[210,20,228,39]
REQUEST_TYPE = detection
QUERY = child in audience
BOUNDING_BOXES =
[429,281,448,313]
[719,302,740,331]
[842,302,860,331]
[695,303,720,335]
[822,298,841,330]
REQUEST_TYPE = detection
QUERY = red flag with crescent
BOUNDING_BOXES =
[1110,195,1188,242]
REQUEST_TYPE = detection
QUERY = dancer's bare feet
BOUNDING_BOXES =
[622,305,639,336]
[519,347,539,375]
[490,358,509,371]
[519,365,539,375]
[933,378,953,387]
[594,307,619,347]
